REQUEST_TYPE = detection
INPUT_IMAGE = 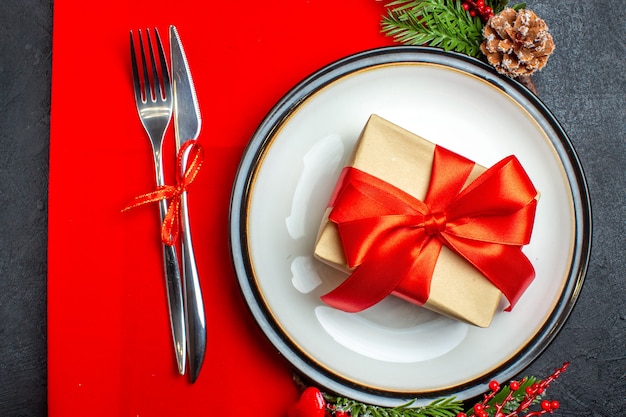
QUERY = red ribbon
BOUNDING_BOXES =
[122,140,203,246]
[321,145,538,313]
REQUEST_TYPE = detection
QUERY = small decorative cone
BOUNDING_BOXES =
[480,8,555,94]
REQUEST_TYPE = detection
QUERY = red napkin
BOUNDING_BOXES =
[48,1,393,416]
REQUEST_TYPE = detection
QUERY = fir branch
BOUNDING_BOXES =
[327,395,464,417]
[380,0,485,57]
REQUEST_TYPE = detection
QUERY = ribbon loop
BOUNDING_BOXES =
[321,145,538,312]
[122,140,204,246]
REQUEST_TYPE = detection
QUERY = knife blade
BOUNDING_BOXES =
[170,25,206,383]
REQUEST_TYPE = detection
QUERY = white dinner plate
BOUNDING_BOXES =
[229,47,591,406]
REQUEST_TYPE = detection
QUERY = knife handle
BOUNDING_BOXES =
[158,198,187,375]
[180,193,206,383]
[179,147,207,383]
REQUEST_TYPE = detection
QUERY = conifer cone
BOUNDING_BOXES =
[480,8,555,78]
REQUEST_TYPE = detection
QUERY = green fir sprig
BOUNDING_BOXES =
[379,0,526,58]
[327,395,464,417]
[381,0,484,57]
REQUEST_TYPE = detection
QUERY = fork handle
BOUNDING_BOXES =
[158,199,187,375]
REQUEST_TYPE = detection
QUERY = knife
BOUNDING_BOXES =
[170,25,206,383]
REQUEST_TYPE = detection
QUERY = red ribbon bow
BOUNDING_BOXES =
[321,145,538,313]
[122,140,203,246]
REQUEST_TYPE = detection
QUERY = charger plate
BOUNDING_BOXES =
[229,47,591,406]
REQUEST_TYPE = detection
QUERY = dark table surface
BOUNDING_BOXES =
[1,1,624,416]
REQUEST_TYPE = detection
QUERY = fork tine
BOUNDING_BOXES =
[138,29,152,102]
[130,30,143,104]
[145,29,161,102]
[153,28,171,100]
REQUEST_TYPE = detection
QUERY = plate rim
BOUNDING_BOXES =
[228,46,592,405]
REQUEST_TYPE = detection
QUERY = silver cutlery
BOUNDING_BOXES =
[169,25,206,383]
[130,27,186,375]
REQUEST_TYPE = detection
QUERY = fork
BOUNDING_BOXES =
[130,28,186,375]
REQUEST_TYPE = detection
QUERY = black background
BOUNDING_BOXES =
[0,0,624,415]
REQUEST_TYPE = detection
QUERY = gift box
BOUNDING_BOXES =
[314,115,538,327]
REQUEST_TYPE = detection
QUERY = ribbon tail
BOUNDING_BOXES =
[121,186,176,212]
[395,238,442,305]
[322,229,436,311]
[161,198,181,246]
[321,230,425,312]
[320,258,404,312]
[443,235,535,308]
